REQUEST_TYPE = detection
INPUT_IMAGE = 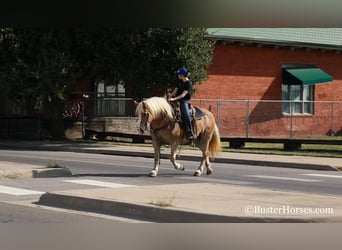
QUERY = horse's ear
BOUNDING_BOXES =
[133,100,139,107]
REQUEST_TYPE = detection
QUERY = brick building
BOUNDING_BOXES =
[191,28,342,137]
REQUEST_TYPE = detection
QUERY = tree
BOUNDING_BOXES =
[121,28,214,98]
[0,28,124,139]
[0,28,214,139]
[0,28,78,139]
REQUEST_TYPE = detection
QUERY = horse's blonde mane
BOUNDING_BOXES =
[136,97,173,119]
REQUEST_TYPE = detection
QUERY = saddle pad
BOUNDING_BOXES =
[193,106,205,119]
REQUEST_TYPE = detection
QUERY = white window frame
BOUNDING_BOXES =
[282,84,314,115]
[95,81,126,116]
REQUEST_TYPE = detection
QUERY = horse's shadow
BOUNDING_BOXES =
[71,173,146,178]
[71,172,188,178]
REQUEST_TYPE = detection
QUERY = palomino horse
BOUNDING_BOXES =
[135,96,221,177]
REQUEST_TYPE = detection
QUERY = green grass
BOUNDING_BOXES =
[221,142,342,158]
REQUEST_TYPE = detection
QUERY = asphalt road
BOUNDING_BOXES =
[1,149,342,196]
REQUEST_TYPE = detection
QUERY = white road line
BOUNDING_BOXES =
[63,179,134,188]
[0,185,44,196]
[301,174,342,179]
[243,175,322,183]
[179,176,255,185]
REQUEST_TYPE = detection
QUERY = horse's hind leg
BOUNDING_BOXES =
[194,135,213,176]
[194,152,213,176]
[193,154,206,176]
[193,140,207,176]
[205,155,213,175]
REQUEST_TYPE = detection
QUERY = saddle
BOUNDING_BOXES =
[170,101,205,124]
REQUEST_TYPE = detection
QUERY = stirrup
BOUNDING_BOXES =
[188,136,196,146]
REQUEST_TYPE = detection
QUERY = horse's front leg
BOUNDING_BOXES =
[149,140,161,177]
[170,143,185,171]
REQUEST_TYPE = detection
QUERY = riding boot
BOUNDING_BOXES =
[187,130,194,140]
[179,100,195,142]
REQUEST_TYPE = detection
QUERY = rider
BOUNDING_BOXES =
[168,67,195,141]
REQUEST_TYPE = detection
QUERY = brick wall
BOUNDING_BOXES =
[193,43,342,137]
[195,43,342,100]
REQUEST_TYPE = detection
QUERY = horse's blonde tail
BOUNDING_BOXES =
[208,124,222,158]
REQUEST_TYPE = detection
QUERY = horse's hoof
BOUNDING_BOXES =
[149,171,157,177]
[206,169,213,175]
[180,165,185,171]
[193,171,201,177]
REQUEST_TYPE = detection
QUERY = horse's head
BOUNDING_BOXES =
[135,97,174,134]
[135,101,153,134]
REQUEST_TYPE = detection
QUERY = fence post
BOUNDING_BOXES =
[290,101,293,138]
[331,101,335,135]
[81,94,89,139]
[246,100,250,139]
[217,100,221,130]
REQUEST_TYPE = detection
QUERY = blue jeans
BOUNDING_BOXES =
[179,100,193,137]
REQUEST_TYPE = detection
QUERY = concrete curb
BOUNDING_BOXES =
[71,148,339,172]
[32,167,72,178]
[0,167,72,179]
[37,192,335,223]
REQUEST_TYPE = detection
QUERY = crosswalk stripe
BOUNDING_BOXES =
[243,175,322,182]
[63,179,134,188]
[301,174,342,179]
[0,185,44,196]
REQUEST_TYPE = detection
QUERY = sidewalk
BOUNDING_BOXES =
[1,140,342,222]
[38,182,342,222]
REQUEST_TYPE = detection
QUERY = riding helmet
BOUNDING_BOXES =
[175,67,189,77]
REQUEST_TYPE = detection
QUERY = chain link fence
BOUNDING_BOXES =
[192,99,342,138]
[3,95,340,139]
[66,95,342,138]
[78,97,342,138]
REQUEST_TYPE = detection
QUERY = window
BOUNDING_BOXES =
[95,81,126,116]
[282,84,314,114]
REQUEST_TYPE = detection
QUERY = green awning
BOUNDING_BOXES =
[282,66,333,85]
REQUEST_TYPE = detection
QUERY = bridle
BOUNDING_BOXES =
[139,110,151,134]
[139,110,175,134]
